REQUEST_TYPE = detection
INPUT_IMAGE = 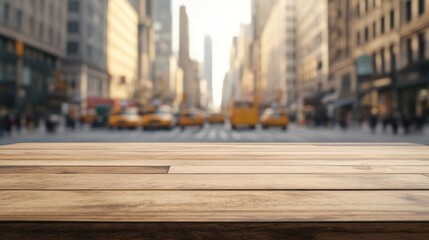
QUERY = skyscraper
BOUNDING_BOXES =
[0,0,67,113]
[260,0,296,108]
[107,0,138,102]
[296,0,329,123]
[150,0,172,101]
[204,36,213,109]
[178,6,190,106]
[63,0,109,113]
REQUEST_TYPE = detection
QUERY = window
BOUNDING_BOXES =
[381,16,385,34]
[365,27,369,42]
[380,48,385,74]
[356,32,361,46]
[3,3,9,23]
[67,42,79,55]
[39,23,44,39]
[49,27,53,44]
[341,73,352,96]
[29,17,35,35]
[68,0,80,12]
[390,45,396,72]
[67,21,79,33]
[372,52,377,74]
[365,0,369,12]
[390,10,395,29]
[356,3,360,17]
[373,22,377,38]
[418,32,426,60]
[419,0,425,16]
[407,38,413,64]
[16,10,22,30]
[406,0,412,22]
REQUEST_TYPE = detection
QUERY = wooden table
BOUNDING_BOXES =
[1,143,429,239]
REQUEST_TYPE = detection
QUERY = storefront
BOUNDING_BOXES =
[0,36,63,115]
[397,61,429,122]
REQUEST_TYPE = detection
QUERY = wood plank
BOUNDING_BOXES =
[2,159,429,166]
[2,142,421,150]
[0,166,170,174]
[1,191,429,222]
[2,222,429,240]
[1,174,428,190]
[169,165,429,174]
[1,153,428,160]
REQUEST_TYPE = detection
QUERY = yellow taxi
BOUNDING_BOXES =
[108,108,140,130]
[207,112,226,125]
[231,101,258,130]
[141,105,176,130]
[178,108,205,130]
[260,108,289,130]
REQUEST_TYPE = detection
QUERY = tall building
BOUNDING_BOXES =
[178,6,191,106]
[251,0,279,100]
[260,0,296,109]
[352,0,401,121]
[135,0,156,105]
[204,36,213,110]
[151,0,172,101]
[226,25,254,104]
[352,0,428,122]
[252,0,279,39]
[63,0,109,114]
[327,0,355,123]
[296,0,330,124]
[396,0,428,122]
[0,0,67,113]
[107,0,138,104]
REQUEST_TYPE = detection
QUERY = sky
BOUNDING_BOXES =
[172,0,251,108]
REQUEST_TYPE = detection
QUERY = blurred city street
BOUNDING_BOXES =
[1,124,428,145]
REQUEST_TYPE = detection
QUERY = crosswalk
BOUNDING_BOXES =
[1,124,429,145]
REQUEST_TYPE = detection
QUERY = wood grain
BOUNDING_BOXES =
[169,165,429,174]
[1,173,428,190]
[1,143,428,239]
[0,166,169,174]
[1,191,429,222]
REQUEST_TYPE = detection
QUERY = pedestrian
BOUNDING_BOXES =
[402,114,412,134]
[369,113,378,134]
[2,112,12,137]
[391,111,400,135]
[415,114,425,132]
[26,110,34,131]
[382,115,390,133]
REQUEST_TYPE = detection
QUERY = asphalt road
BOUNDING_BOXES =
[1,124,428,145]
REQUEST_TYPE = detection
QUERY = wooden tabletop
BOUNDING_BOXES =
[1,143,429,222]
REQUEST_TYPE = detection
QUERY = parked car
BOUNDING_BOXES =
[207,112,226,125]
[141,105,176,130]
[108,108,140,130]
[178,108,205,130]
[260,108,289,131]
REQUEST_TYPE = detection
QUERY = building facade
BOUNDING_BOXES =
[151,0,172,102]
[327,0,356,124]
[135,0,156,105]
[107,0,138,104]
[260,0,296,109]
[296,0,330,124]
[251,0,279,106]
[0,0,67,114]
[178,6,191,107]
[396,0,429,122]
[204,36,213,110]
[63,0,109,114]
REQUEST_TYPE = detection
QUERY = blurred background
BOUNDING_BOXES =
[0,0,428,144]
